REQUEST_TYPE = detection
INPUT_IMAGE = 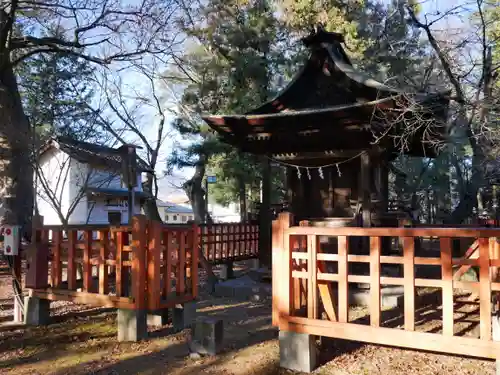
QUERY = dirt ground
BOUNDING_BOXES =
[0,262,497,375]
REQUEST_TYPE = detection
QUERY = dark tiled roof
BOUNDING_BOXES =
[43,136,152,172]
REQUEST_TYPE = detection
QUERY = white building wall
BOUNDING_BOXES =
[36,149,71,225]
[68,160,89,224]
[88,197,142,225]
[209,202,241,223]
[37,149,144,225]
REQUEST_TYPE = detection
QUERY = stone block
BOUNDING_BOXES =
[117,309,147,342]
[279,330,318,373]
[173,301,196,332]
[24,296,50,326]
[13,297,23,323]
[147,309,169,326]
[249,258,260,270]
[189,317,224,355]
[219,262,234,280]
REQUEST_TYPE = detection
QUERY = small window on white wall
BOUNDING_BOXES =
[108,211,121,225]
[173,215,178,221]
[165,214,169,222]
[182,215,187,222]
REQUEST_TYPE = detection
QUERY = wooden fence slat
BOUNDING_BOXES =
[67,230,77,290]
[222,225,227,260]
[115,231,123,297]
[338,236,348,323]
[307,235,318,319]
[479,237,492,340]
[147,221,162,310]
[83,230,92,292]
[192,224,199,298]
[177,231,186,295]
[440,237,454,336]
[292,238,301,313]
[52,230,62,288]
[370,236,381,327]
[246,224,250,256]
[229,225,234,259]
[233,225,238,258]
[98,230,109,295]
[209,226,215,262]
[165,231,173,297]
[403,237,415,331]
[131,216,147,309]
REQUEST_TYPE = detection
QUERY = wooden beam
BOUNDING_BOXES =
[31,289,136,309]
[279,317,500,360]
[285,226,500,238]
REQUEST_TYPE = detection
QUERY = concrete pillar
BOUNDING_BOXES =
[147,309,169,326]
[279,330,318,373]
[24,296,50,326]
[219,262,234,280]
[249,258,260,270]
[117,309,147,342]
[173,301,197,332]
[492,312,500,374]
[189,317,224,355]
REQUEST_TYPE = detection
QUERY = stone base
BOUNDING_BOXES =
[117,309,147,342]
[219,262,234,281]
[13,296,23,323]
[189,317,224,355]
[24,297,50,326]
[249,258,260,270]
[279,330,318,373]
[173,301,196,332]
[214,275,271,302]
[351,285,404,308]
[147,309,169,326]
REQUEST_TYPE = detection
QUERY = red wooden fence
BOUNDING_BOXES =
[273,212,500,361]
[26,216,198,310]
[199,223,259,264]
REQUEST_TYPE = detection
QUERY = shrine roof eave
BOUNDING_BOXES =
[201,94,449,132]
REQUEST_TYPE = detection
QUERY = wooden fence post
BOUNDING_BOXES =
[147,220,162,310]
[26,216,49,289]
[272,212,292,326]
[131,215,147,310]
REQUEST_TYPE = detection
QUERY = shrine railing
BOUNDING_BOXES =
[272,212,500,360]
[26,216,198,310]
[199,223,259,264]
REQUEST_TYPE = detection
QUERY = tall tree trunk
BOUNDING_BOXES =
[0,52,34,315]
[0,58,33,231]
[182,155,217,291]
[142,172,163,222]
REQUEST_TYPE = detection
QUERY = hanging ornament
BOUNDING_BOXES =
[306,167,311,180]
[296,166,302,179]
[318,167,324,179]
[336,164,342,177]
